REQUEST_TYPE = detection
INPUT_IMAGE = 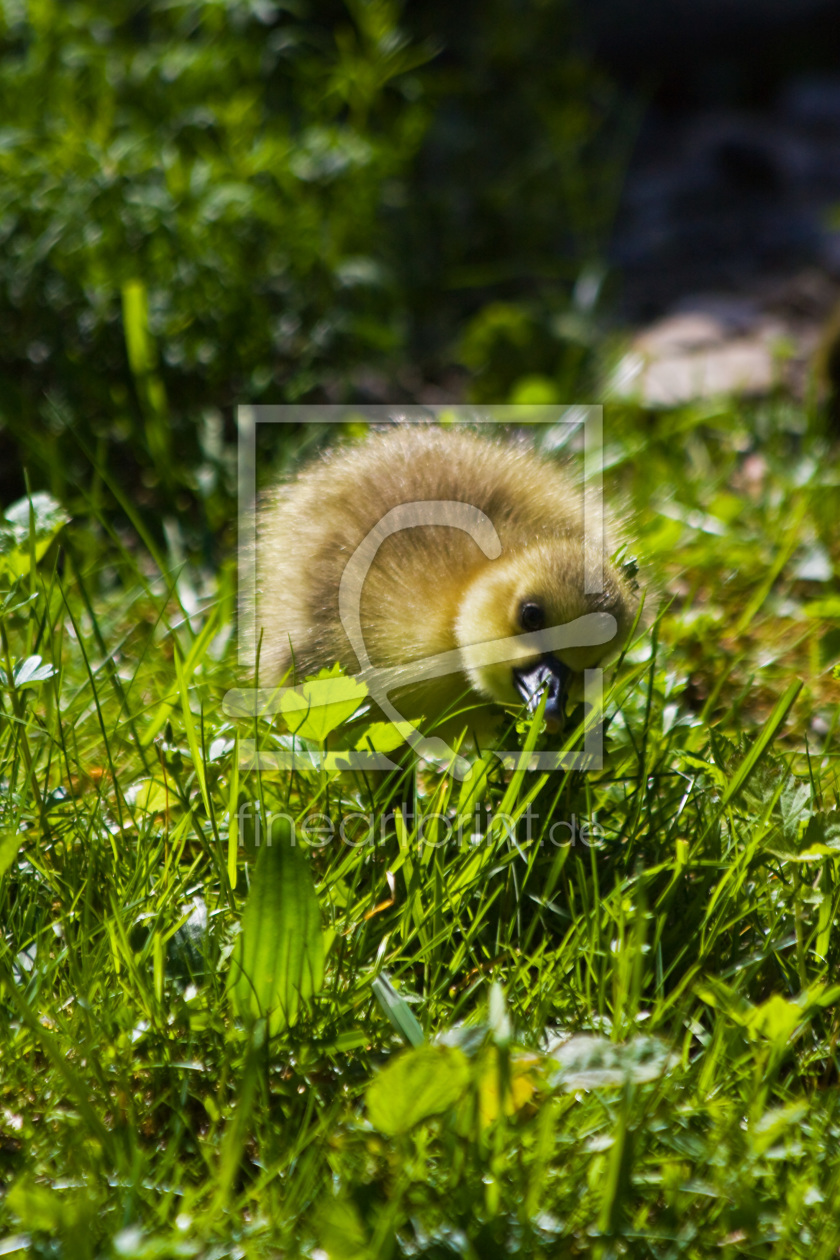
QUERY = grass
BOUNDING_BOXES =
[1,399,840,1258]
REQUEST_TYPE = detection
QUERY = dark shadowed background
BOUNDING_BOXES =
[1,0,839,537]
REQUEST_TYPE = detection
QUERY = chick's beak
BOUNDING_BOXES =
[512,654,572,732]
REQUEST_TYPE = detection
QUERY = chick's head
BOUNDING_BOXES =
[453,539,635,727]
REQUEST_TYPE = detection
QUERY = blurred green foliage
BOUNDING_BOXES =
[0,0,627,527]
[0,0,431,520]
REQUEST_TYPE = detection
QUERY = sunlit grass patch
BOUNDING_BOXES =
[2,399,840,1256]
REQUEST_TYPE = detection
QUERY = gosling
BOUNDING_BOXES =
[256,425,637,747]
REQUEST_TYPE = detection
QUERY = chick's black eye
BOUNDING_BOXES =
[519,600,544,632]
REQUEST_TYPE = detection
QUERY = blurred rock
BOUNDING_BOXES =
[612,272,840,406]
[613,320,779,407]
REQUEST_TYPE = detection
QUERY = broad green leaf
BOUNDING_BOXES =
[228,818,325,1034]
[698,982,832,1047]
[797,810,840,859]
[315,1195,369,1260]
[548,1035,673,1091]
[10,655,56,687]
[126,778,170,815]
[366,1044,470,1135]
[0,832,23,879]
[476,1045,539,1124]
[678,752,725,788]
[695,977,754,1022]
[6,1177,98,1254]
[6,1177,67,1234]
[0,493,69,580]
[3,493,67,535]
[280,666,368,742]
[748,1102,809,1157]
[760,774,812,859]
[746,994,804,1047]
[709,728,739,774]
[372,974,424,1047]
[352,719,416,753]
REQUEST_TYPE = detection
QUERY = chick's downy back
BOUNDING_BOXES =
[257,426,592,694]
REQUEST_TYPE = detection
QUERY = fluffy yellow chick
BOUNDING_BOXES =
[257,425,637,744]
